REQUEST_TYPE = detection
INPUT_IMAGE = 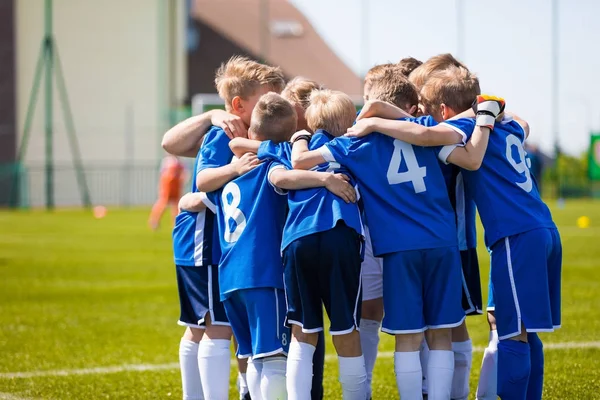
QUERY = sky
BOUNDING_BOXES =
[289,0,600,155]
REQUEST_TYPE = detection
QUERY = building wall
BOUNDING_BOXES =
[16,0,186,206]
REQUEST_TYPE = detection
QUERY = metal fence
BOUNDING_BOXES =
[1,159,598,209]
[1,163,169,208]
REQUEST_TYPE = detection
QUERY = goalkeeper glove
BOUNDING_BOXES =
[472,95,506,130]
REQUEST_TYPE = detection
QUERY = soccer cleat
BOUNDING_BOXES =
[472,95,506,130]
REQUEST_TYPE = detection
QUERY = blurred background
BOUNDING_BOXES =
[1,0,600,209]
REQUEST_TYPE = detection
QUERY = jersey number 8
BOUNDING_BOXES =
[505,134,533,193]
[222,182,247,243]
[387,140,427,193]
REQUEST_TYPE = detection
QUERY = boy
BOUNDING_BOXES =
[291,79,476,400]
[194,56,286,399]
[202,93,295,399]
[358,62,483,400]
[272,90,367,400]
[359,64,419,399]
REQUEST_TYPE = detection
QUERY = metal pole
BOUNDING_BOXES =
[551,0,562,200]
[44,0,54,209]
[260,0,269,62]
[360,0,369,83]
[54,45,92,208]
[456,0,465,60]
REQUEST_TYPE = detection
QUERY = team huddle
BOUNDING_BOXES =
[162,54,562,400]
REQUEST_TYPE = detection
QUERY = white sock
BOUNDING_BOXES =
[286,341,315,400]
[238,372,249,399]
[198,339,231,400]
[247,358,264,400]
[179,339,204,400]
[394,351,422,400]
[476,330,499,400]
[359,319,381,398]
[338,355,367,400]
[451,339,472,400]
[261,356,287,400]
[428,350,454,400]
[420,339,430,395]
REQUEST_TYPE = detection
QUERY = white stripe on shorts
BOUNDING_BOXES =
[499,237,524,340]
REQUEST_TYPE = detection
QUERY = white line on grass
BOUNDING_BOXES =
[0,393,32,400]
[1,341,598,380]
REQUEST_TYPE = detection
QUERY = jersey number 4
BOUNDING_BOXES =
[386,140,427,193]
[505,134,533,193]
[222,182,247,243]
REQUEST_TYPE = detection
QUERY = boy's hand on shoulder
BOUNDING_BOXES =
[290,130,312,144]
[211,109,248,139]
[233,153,262,176]
[472,95,506,130]
[324,173,357,204]
[345,118,375,138]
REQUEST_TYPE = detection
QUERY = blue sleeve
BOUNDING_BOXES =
[198,127,234,172]
[440,118,476,144]
[437,118,477,163]
[319,133,368,166]
[267,161,289,195]
[257,141,292,169]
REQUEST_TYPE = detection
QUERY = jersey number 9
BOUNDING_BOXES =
[505,134,533,193]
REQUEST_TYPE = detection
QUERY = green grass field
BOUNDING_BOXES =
[1,200,599,399]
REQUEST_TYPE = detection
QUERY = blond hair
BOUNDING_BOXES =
[397,57,423,78]
[409,53,468,91]
[214,56,285,106]
[419,66,481,116]
[366,66,419,111]
[305,90,356,137]
[249,93,297,143]
[281,77,324,110]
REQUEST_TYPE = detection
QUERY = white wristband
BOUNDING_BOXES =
[476,114,495,128]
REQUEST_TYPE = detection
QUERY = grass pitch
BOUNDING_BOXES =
[1,200,599,399]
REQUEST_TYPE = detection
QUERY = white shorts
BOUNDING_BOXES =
[361,227,383,301]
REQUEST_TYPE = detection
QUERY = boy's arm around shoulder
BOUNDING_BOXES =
[346,117,463,146]
[162,109,248,157]
[196,153,261,193]
[178,192,208,213]
[268,167,357,204]
[443,125,491,171]
[229,137,261,158]
[290,132,327,170]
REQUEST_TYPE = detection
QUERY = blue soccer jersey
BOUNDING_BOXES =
[319,116,457,256]
[258,130,363,251]
[207,161,288,300]
[198,126,234,171]
[172,150,221,267]
[440,117,556,247]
